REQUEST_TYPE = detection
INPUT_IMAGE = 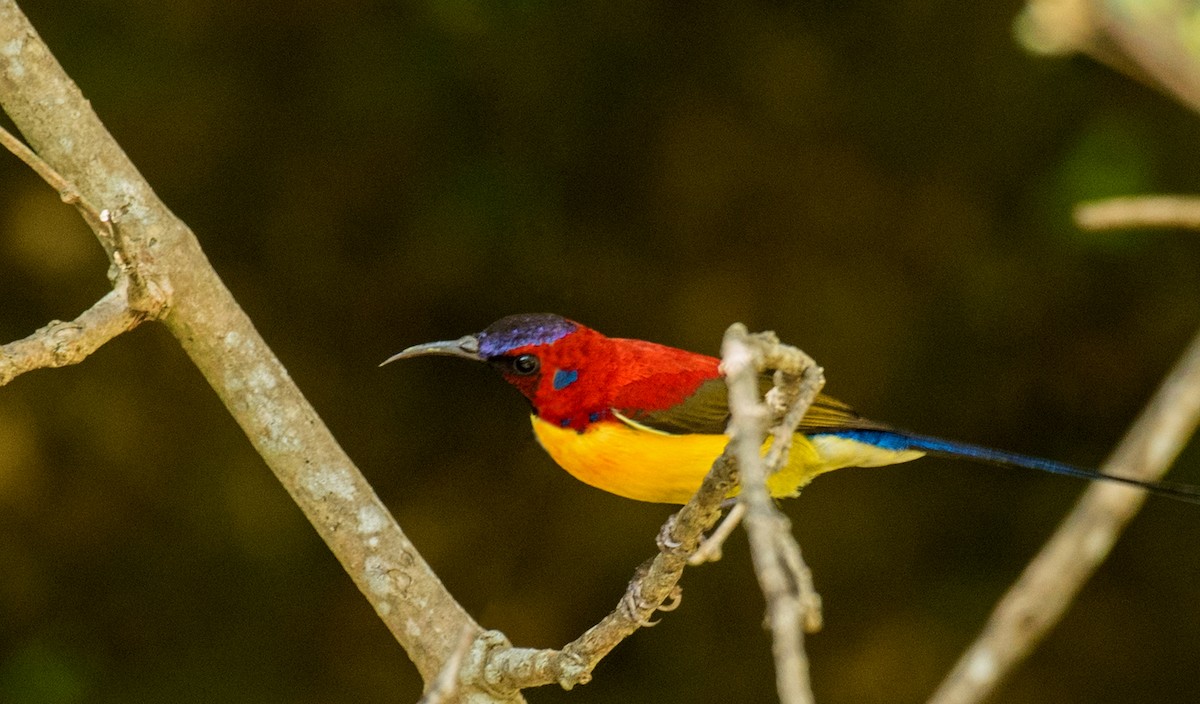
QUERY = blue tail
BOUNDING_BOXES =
[814,428,1200,505]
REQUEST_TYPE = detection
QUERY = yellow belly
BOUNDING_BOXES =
[530,415,923,504]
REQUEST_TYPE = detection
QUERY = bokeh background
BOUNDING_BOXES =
[3,1,1200,703]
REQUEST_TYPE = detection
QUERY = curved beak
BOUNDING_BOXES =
[380,335,483,366]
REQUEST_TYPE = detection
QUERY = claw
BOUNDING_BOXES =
[657,586,683,612]
[620,588,639,616]
[656,515,682,552]
[622,583,684,628]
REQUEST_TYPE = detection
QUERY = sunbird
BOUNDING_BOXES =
[384,313,1200,505]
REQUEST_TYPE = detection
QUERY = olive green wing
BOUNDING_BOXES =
[616,375,885,435]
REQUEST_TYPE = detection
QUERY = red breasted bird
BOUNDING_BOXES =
[384,313,1200,505]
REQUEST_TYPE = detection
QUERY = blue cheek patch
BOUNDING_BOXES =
[553,369,579,390]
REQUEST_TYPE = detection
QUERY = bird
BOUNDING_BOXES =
[383,313,1200,505]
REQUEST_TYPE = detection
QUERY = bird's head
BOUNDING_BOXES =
[383,314,610,415]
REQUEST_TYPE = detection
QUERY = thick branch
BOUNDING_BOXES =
[1017,0,1200,116]
[0,1,489,694]
[928,326,1200,704]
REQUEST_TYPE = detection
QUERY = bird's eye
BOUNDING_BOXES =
[511,354,540,375]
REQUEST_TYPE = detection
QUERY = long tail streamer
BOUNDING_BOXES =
[819,428,1200,505]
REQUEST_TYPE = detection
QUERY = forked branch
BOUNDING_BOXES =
[0,122,168,386]
[723,325,824,704]
[0,0,485,694]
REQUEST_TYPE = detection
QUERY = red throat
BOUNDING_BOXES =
[500,326,721,431]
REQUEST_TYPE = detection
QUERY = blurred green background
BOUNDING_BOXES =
[3,1,1200,702]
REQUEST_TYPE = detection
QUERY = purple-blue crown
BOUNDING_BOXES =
[477,314,579,358]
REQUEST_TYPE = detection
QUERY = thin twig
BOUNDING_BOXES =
[0,121,118,251]
[740,335,826,633]
[928,326,1200,704]
[0,284,142,387]
[0,118,165,389]
[418,626,477,704]
[0,119,72,192]
[723,325,825,704]
[479,451,739,693]
[0,118,168,321]
[689,501,746,565]
[1074,195,1200,232]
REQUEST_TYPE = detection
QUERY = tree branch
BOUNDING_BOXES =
[1074,195,1200,232]
[723,325,824,704]
[477,446,738,694]
[1,2,831,701]
[926,7,1200,702]
[0,1,491,696]
[1017,0,1200,115]
[928,326,1200,704]
[0,118,170,382]
[2,5,801,701]
[0,282,143,386]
